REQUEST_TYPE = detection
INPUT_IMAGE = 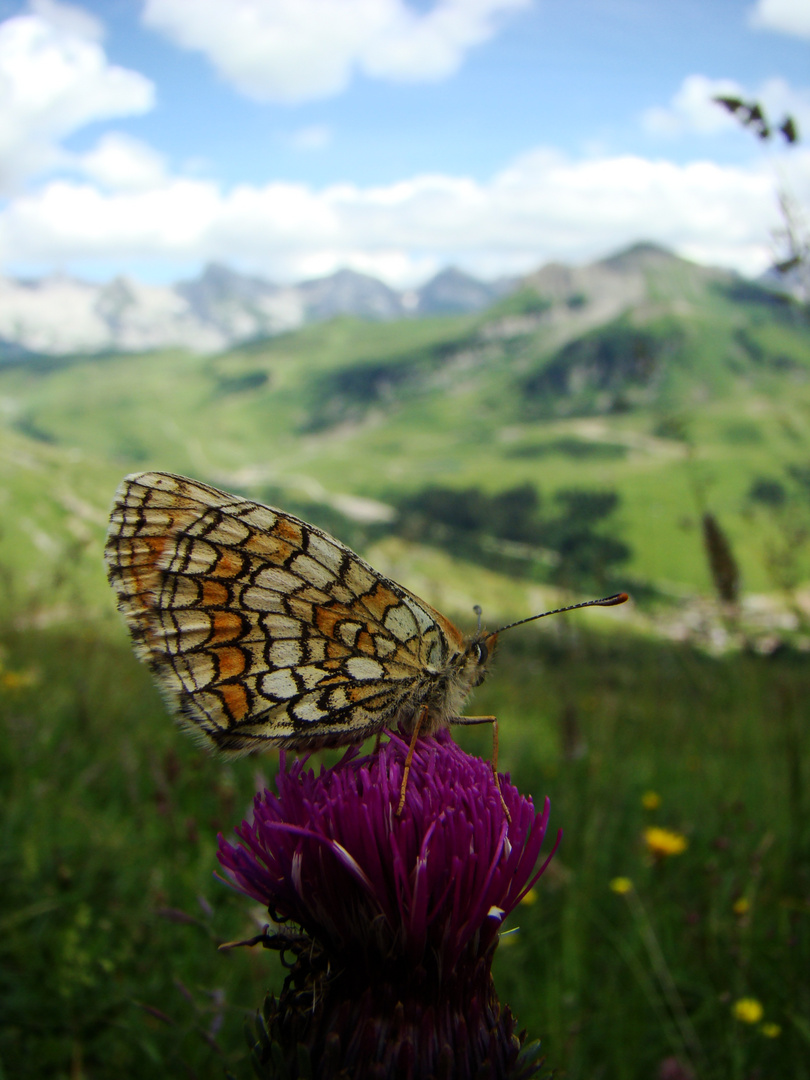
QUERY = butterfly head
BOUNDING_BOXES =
[457,592,628,690]
[462,631,498,689]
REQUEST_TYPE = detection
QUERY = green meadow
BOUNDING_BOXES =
[1,246,809,1077]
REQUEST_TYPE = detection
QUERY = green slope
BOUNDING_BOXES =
[1,247,809,622]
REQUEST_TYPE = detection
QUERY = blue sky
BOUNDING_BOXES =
[0,0,808,286]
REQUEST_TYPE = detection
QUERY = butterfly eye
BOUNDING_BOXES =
[472,642,488,664]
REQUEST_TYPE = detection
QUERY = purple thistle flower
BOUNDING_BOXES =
[218,729,557,1079]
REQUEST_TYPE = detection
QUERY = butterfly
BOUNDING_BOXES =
[105,471,626,803]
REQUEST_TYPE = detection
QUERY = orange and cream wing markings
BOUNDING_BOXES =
[105,472,476,754]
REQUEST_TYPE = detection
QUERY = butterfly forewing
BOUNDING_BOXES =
[105,472,468,753]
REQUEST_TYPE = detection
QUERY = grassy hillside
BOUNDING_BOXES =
[1,246,809,624]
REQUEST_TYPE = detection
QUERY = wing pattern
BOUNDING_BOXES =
[105,472,467,752]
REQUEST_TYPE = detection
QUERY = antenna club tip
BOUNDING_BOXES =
[602,592,629,606]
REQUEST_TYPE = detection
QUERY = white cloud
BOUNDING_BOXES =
[642,75,745,136]
[3,145,806,284]
[0,0,155,193]
[75,133,167,191]
[643,74,810,144]
[141,0,530,103]
[750,0,810,39]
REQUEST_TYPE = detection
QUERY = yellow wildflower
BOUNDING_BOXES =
[610,877,633,894]
[2,668,38,690]
[641,791,661,810]
[760,1022,781,1038]
[732,998,764,1024]
[644,827,688,858]
[732,897,750,916]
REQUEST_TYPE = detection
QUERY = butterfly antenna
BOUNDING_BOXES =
[473,604,483,634]
[493,593,629,635]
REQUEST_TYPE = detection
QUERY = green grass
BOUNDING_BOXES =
[0,627,281,1078]
[479,633,810,1080]
[1,622,807,1078]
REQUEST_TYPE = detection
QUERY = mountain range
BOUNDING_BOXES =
[6,241,793,359]
[0,261,515,357]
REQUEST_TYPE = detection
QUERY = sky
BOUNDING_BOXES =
[0,0,809,287]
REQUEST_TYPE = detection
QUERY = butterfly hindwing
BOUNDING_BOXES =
[105,472,467,752]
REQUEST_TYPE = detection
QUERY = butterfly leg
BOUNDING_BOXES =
[397,705,427,816]
[449,715,511,823]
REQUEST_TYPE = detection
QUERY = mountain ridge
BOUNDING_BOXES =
[0,243,757,359]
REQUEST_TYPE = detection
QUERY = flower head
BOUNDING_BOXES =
[644,826,688,859]
[732,997,764,1024]
[0,666,38,690]
[218,729,556,1078]
[610,876,634,895]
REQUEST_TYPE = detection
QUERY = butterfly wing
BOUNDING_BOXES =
[105,472,466,753]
